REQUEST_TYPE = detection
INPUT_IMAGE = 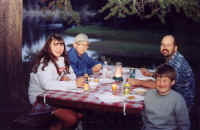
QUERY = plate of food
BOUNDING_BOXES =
[133,88,147,96]
[125,94,144,102]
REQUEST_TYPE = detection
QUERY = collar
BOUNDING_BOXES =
[166,51,179,63]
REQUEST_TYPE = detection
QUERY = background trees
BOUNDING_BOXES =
[100,0,200,23]
[39,0,200,24]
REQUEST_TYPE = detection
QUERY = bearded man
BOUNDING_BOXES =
[128,35,196,110]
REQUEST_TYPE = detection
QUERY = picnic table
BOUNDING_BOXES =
[37,68,153,115]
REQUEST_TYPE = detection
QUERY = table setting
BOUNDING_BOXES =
[37,62,154,115]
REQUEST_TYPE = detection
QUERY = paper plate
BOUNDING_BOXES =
[133,88,147,96]
[125,94,144,102]
[95,92,125,103]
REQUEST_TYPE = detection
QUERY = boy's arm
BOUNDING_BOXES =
[175,96,190,130]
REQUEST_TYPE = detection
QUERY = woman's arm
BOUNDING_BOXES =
[37,63,77,91]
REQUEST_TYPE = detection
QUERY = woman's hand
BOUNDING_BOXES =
[76,77,86,88]
[59,66,66,73]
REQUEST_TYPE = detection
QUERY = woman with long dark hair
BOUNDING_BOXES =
[28,34,83,130]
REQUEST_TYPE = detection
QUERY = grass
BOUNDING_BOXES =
[65,25,200,64]
[65,25,165,44]
[89,40,160,57]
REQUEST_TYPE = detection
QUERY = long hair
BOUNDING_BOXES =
[32,34,70,75]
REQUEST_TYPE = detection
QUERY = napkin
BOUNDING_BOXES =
[99,78,114,84]
[65,88,84,93]
[95,92,125,103]
[89,81,98,87]
[136,69,155,80]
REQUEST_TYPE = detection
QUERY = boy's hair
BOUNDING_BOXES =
[155,64,176,81]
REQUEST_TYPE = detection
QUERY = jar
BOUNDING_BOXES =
[113,62,123,82]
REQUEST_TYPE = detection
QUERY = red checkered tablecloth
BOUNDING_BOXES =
[37,82,144,115]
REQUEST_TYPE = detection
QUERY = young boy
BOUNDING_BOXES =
[142,64,190,130]
[68,33,102,77]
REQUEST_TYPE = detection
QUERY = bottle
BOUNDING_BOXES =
[129,68,135,78]
[84,74,89,91]
[103,61,108,80]
[123,82,130,96]
[84,73,89,83]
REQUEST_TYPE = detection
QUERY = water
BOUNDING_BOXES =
[22,21,101,63]
[22,33,100,62]
[22,20,163,69]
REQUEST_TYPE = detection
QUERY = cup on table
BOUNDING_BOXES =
[84,83,89,91]
[94,78,99,83]
[76,76,86,88]
[112,83,118,95]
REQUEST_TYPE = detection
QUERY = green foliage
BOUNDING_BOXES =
[99,0,200,23]
[39,0,80,25]
[40,0,200,24]
[99,0,136,19]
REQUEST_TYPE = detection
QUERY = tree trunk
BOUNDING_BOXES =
[0,0,25,106]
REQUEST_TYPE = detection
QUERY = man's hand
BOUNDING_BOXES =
[76,77,86,88]
[92,64,102,73]
[140,68,153,77]
[127,78,141,86]
[128,78,156,89]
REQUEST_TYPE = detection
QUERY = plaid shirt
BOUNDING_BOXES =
[167,51,195,109]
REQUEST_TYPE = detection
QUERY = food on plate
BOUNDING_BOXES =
[128,96,135,100]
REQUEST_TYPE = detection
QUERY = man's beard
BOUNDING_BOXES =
[161,49,170,57]
[161,49,175,59]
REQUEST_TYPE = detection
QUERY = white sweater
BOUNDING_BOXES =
[28,57,77,105]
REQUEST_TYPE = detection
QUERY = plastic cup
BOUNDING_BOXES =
[84,83,89,91]
[112,83,118,95]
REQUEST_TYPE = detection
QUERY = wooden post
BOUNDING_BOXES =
[0,0,26,106]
